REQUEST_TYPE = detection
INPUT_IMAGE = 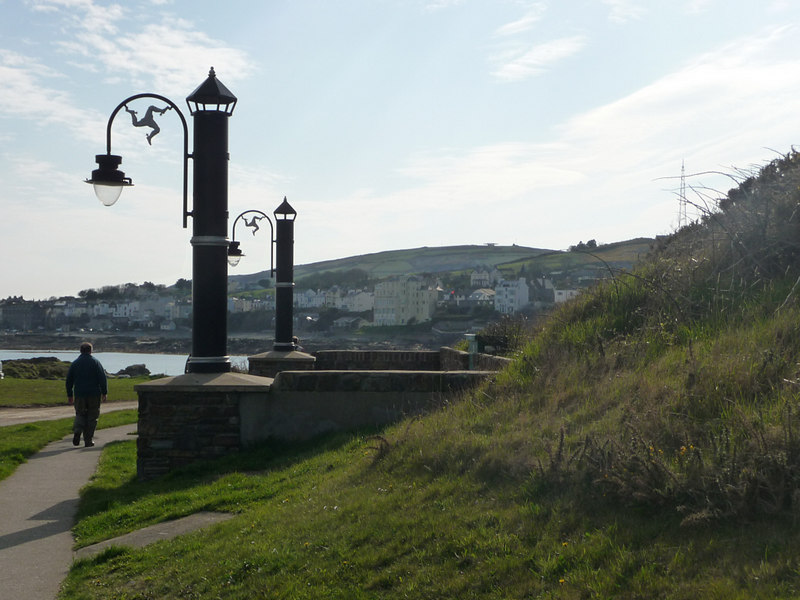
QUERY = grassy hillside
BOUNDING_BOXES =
[62,151,800,598]
[231,244,562,287]
[501,237,655,282]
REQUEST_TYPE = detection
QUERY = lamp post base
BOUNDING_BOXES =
[248,349,316,378]
[186,356,232,374]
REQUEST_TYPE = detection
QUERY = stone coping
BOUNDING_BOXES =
[135,372,272,392]
[272,369,496,393]
[248,350,316,362]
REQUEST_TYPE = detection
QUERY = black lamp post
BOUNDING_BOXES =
[273,198,298,351]
[86,68,236,373]
[228,198,298,352]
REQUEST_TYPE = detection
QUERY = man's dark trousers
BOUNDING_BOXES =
[73,394,101,445]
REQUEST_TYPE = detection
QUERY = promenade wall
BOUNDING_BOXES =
[136,347,511,480]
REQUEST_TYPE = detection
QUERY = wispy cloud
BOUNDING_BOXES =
[422,0,466,12]
[491,35,587,82]
[31,0,254,96]
[602,0,646,23]
[494,3,547,37]
[0,50,101,139]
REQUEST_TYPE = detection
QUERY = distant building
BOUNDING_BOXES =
[554,289,580,304]
[374,276,438,326]
[470,269,491,287]
[337,290,374,313]
[468,288,495,306]
[1,299,41,330]
[494,278,529,314]
[470,268,503,287]
[294,289,325,309]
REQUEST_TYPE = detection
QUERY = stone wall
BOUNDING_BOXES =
[312,350,441,371]
[135,349,512,480]
[135,372,271,481]
[137,390,240,480]
[440,347,513,372]
[313,348,512,372]
[240,370,494,443]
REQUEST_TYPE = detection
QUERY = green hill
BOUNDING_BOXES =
[230,239,654,288]
[229,243,550,287]
[61,151,800,598]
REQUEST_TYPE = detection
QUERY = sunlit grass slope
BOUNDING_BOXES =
[62,151,800,598]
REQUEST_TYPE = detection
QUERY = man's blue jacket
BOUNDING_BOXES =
[66,353,108,398]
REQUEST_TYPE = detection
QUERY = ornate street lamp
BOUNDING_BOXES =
[86,68,236,373]
[228,198,298,352]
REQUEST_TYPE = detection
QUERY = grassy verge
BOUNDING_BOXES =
[61,405,800,599]
[0,410,138,482]
[0,376,152,407]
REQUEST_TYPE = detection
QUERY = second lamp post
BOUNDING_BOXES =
[228,198,298,352]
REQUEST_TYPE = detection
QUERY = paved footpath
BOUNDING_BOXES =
[0,401,139,427]
[0,423,138,600]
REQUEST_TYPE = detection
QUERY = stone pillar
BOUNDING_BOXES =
[135,372,271,480]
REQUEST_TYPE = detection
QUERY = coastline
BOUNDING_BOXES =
[0,327,459,357]
[0,332,272,356]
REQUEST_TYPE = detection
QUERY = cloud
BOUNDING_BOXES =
[32,0,253,97]
[601,0,646,23]
[422,0,466,11]
[491,35,587,82]
[0,50,102,140]
[493,3,547,36]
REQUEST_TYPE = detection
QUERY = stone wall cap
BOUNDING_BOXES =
[136,372,273,392]
[248,350,316,362]
[277,370,496,375]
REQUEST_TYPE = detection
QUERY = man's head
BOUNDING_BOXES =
[80,342,93,355]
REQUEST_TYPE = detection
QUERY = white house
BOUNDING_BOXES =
[494,278,529,314]
[112,300,140,319]
[338,290,374,313]
[294,289,325,309]
[554,289,580,303]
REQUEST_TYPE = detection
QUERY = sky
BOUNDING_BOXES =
[3,0,800,299]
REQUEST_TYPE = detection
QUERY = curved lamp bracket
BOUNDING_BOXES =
[229,209,275,274]
[104,93,191,228]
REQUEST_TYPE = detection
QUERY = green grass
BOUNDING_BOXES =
[0,376,151,407]
[61,405,800,599]
[0,410,137,482]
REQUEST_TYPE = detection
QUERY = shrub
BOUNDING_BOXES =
[3,357,71,379]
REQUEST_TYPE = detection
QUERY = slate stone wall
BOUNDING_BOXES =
[136,390,242,481]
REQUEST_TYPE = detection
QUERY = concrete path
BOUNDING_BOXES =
[0,401,139,427]
[74,511,234,560]
[0,424,137,600]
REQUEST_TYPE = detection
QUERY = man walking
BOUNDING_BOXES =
[66,342,107,448]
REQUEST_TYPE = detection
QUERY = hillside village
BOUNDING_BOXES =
[1,241,650,335]
[0,271,581,334]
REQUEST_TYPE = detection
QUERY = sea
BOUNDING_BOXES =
[0,349,249,376]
